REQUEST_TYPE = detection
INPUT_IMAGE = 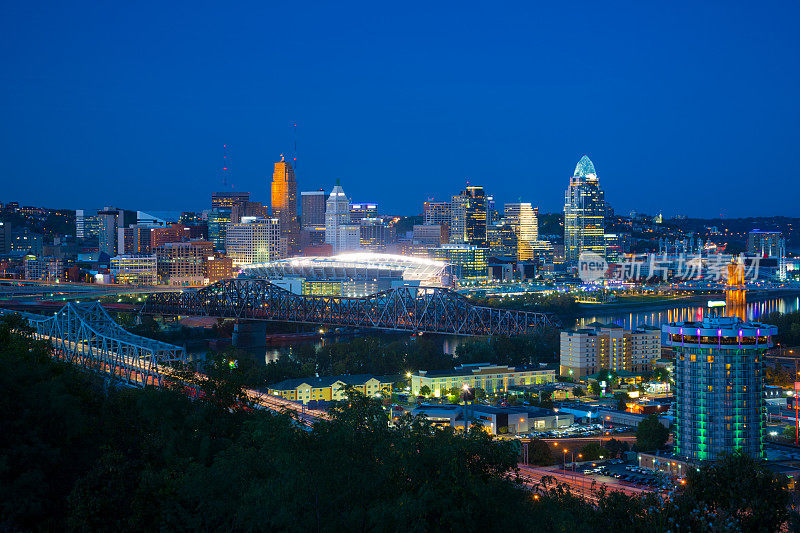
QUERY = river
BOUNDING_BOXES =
[210,292,800,366]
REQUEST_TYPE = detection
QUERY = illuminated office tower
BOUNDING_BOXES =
[271,155,299,255]
[564,156,605,263]
[325,181,360,253]
[486,195,499,226]
[98,207,136,257]
[487,222,518,258]
[450,186,487,247]
[424,200,451,227]
[212,191,249,210]
[225,217,286,267]
[359,218,395,251]
[210,192,249,252]
[664,316,775,461]
[429,244,488,282]
[350,203,378,223]
[504,203,538,261]
[301,190,326,226]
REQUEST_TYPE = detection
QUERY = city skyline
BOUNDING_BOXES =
[2,2,799,217]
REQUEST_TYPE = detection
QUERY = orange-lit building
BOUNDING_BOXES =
[151,224,191,248]
[206,254,234,283]
[271,155,299,254]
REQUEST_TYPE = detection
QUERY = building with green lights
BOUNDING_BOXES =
[664,316,776,461]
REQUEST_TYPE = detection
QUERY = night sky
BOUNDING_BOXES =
[1,1,798,217]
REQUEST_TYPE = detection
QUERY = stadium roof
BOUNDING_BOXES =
[240,252,448,282]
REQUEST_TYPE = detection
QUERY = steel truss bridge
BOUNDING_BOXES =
[1,302,187,387]
[143,279,562,336]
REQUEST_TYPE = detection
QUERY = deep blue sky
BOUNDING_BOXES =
[1,1,798,217]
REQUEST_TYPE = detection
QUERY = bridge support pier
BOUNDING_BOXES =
[232,320,267,348]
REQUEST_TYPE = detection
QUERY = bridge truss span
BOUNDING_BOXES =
[4,302,187,387]
[143,279,562,336]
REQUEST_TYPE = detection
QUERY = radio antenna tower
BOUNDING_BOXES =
[291,122,298,169]
[221,144,233,189]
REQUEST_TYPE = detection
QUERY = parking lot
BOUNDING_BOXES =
[524,422,633,440]
[574,460,678,493]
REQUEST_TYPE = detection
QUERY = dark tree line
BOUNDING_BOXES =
[1,315,796,532]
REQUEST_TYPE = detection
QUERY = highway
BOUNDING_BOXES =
[518,463,657,503]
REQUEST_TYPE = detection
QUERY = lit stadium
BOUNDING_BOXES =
[239,252,451,297]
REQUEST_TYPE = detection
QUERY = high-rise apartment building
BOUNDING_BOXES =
[301,190,326,226]
[325,181,360,253]
[270,156,299,254]
[559,323,660,378]
[664,316,775,461]
[504,203,538,261]
[225,217,286,267]
[747,230,783,258]
[564,156,605,263]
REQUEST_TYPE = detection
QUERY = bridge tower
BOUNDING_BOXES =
[725,257,746,321]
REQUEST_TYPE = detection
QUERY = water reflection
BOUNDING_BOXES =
[576,295,800,330]
[225,294,800,367]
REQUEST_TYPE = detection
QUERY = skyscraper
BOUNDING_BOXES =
[211,191,250,210]
[564,155,605,263]
[504,203,538,261]
[270,155,299,255]
[209,192,249,252]
[97,207,136,257]
[325,181,360,253]
[450,186,487,247]
[301,190,326,226]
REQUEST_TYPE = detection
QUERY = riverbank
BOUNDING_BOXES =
[576,289,800,318]
[576,293,720,316]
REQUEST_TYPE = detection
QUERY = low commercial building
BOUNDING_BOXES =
[560,322,660,378]
[111,254,157,285]
[411,363,556,397]
[24,255,64,282]
[267,374,396,405]
[411,404,573,435]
